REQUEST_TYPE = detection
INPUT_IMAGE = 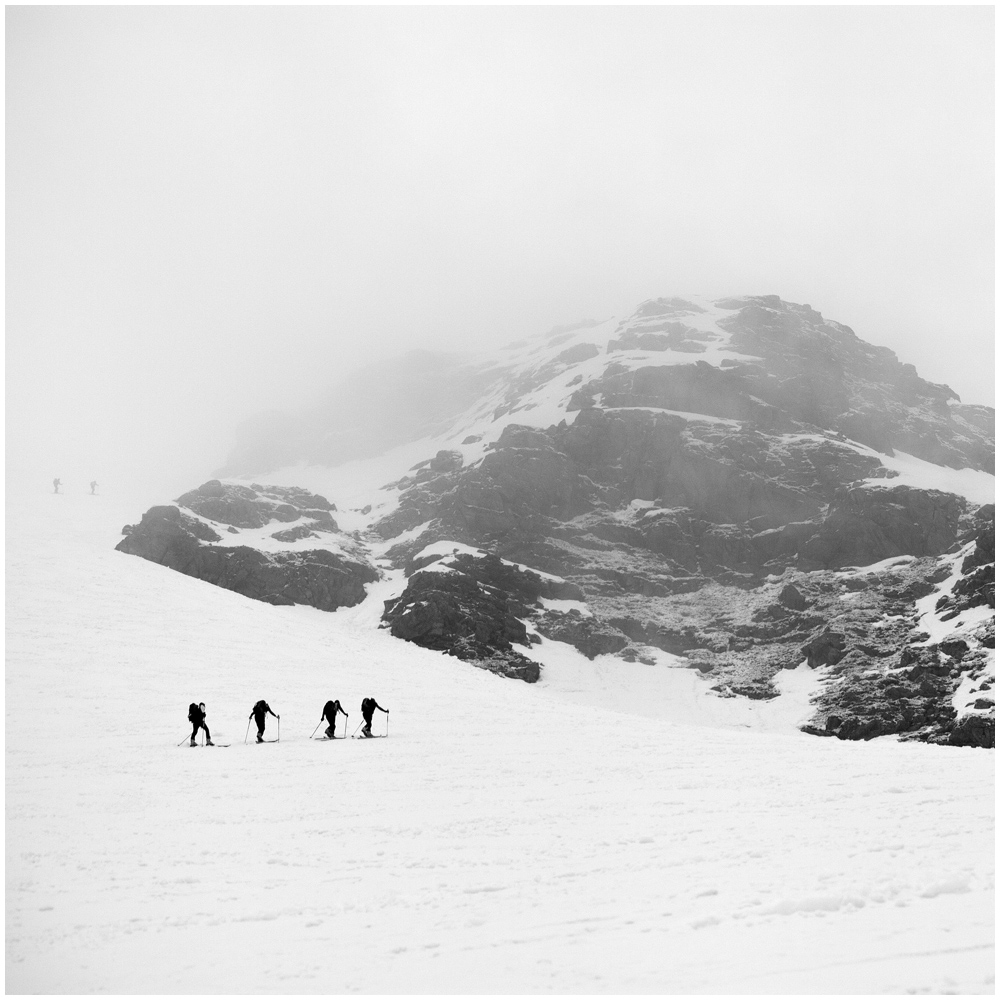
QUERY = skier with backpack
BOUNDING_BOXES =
[360,697,388,737]
[187,702,213,746]
[249,699,279,743]
[320,699,348,738]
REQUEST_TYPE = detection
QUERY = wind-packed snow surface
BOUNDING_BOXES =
[6,487,995,993]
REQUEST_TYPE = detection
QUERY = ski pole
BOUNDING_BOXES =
[352,720,363,738]
[310,721,322,739]
[385,714,389,738]
[277,717,280,742]
[177,734,191,746]
[244,718,251,744]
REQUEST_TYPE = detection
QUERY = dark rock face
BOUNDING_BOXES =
[376,404,971,588]
[952,519,995,612]
[779,584,807,610]
[937,639,969,660]
[799,487,964,570]
[441,552,580,602]
[534,614,629,659]
[716,298,992,472]
[382,566,541,682]
[410,450,464,479]
[802,630,847,667]
[554,342,600,365]
[271,524,319,542]
[636,297,706,317]
[389,548,627,667]
[803,550,996,746]
[607,324,708,354]
[116,484,376,612]
[950,714,994,748]
[119,505,222,552]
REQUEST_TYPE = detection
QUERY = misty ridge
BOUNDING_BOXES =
[218,296,993,480]
[221,322,605,475]
[222,348,515,475]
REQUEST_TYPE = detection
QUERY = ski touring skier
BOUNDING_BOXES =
[321,699,347,738]
[53,478,61,494]
[90,481,98,495]
[360,697,388,737]
[250,700,279,743]
[188,702,213,746]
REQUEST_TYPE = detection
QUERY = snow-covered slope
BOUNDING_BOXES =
[6,486,994,993]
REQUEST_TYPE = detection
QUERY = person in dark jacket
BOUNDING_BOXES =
[321,699,348,738]
[188,702,213,746]
[360,697,388,737]
[250,700,278,743]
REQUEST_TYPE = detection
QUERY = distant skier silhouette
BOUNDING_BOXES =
[53,478,61,494]
[188,702,213,746]
[90,481,98,495]
[321,699,348,738]
[250,700,279,743]
[360,697,388,737]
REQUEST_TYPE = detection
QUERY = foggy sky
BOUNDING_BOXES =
[7,6,994,495]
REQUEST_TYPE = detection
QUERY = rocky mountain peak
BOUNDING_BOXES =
[119,294,994,746]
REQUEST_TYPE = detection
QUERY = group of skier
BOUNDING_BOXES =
[186,697,389,746]
[52,479,98,494]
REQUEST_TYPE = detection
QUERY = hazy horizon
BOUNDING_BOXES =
[7,6,994,495]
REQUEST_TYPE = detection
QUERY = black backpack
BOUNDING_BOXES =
[188,703,200,722]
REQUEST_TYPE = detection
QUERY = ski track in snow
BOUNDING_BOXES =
[5,488,995,994]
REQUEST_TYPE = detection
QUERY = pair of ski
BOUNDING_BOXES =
[313,732,385,740]
[187,740,277,747]
[312,734,388,740]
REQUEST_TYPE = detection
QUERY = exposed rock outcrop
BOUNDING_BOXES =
[801,630,848,667]
[117,482,376,611]
[382,563,542,682]
[176,480,338,530]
